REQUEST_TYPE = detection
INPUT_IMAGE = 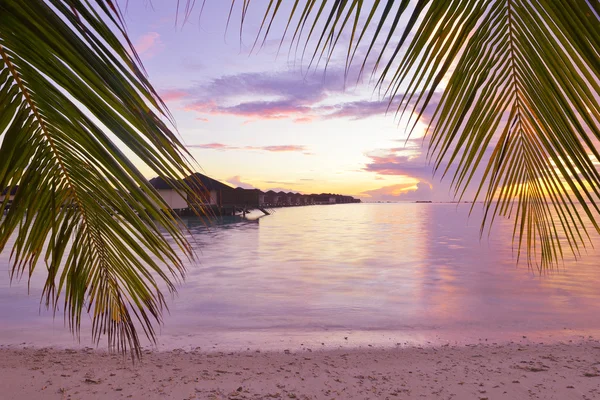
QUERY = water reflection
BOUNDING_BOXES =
[1,203,600,350]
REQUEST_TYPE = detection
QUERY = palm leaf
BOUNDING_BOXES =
[234,0,600,269]
[0,0,199,357]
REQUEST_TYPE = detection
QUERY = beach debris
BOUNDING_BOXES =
[512,361,549,372]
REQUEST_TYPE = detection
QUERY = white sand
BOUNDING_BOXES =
[1,340,600,399]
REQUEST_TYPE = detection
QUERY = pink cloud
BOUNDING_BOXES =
[134,32,163,58]
[186,100,309,121]
[190,143,229,150]
[187,143,309,153]
[196,117,209,122]
[254,145,306,152]
[294,117,313,124]
[226,176,257,189]
[160,89,189,102]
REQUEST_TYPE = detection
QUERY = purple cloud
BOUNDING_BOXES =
[363,150,435,182]
[172,68,416,122]
[322,99,394,120]
[226,176,257,189]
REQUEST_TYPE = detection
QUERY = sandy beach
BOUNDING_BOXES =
[1,340,600,399]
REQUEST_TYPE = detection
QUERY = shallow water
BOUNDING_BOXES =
[1,203,600,351]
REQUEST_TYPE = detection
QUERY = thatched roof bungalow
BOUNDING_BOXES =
[264,190,279,206]
[149,176,188,210]
[288,192,301,205]
[184,173,232,206]
[221,187,265,207]
[149,173,232,210]
[277,191,290,206]
[310,193,337,204]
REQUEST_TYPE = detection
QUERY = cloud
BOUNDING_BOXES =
[362,181,434,202]
[226,176,257,189]
[363,140,491,202]
[294,117,313,124]
[258,145,307,152]
[363,147,434,182]
[160,89,189,102]
[189,142,229,150]
[134,32,163,58]
[173,63,450,125]
[187,143,309,153]
[182,70,342,121]
[174,68,409,122]
[322,99,393,120]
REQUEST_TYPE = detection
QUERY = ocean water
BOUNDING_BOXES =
[1,203,600,351]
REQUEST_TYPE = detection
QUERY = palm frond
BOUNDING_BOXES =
[235,0,600,269]
[0,0,198,357]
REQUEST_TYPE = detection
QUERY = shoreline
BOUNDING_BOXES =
[2,339,600,399]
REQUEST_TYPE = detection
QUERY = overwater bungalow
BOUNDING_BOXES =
[149,173,232,210]
[335,195,355,204]
[148,176,188,210]
[310,193,337,204]
[277,191,290,206]
[264,190,279,206]
[288,192,300,206]
[150,173,358,214]
[221,187,266,208]
[184,172,233,206]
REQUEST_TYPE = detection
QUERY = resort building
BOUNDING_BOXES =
[149,173,233,210]
[277,191,290,206]
[149,174,360,213]
[221,187,265,207]
[149,176,188,210]
[184,172,233,206]
[310,194,337,204]
[288,192,300,206]
[264,190,279,206]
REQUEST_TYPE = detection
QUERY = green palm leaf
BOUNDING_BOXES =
[0,0,198,357]
[240,0,600,269]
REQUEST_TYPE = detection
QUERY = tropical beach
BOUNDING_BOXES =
[3,340,600,400]
[1,1,600,399]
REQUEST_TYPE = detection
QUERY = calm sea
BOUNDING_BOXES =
[1,203,600,351]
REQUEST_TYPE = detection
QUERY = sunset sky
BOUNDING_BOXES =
[122,2,464,202]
